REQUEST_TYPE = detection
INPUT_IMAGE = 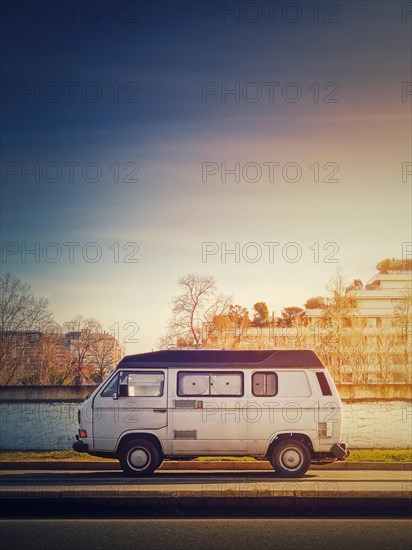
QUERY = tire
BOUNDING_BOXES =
[119,438,161,476]
[270,440,311,477]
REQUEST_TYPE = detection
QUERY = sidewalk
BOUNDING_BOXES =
[1,460,411,471]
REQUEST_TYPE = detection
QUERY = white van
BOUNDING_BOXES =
[73,350,348,477]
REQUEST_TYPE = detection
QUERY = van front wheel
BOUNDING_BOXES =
[119,439,161,476]
[270,440,311,477]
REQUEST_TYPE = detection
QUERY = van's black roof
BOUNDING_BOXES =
[117,349,324,369]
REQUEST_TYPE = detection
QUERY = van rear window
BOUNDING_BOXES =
[276,371,311,397]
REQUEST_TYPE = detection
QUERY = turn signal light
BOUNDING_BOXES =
[79,429,87,438]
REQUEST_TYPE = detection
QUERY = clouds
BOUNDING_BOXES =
[1,1,410,352]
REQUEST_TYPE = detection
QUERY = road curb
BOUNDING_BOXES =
[1,460,411,471]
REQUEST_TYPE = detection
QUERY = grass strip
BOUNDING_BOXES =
[0,449,411,463]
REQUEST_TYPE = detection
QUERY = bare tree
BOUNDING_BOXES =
[158,274,231,349]
[344,317,369,383]
[393,289,412,383]
[26,321,122,385]
[202,304,253,349]
[24,330,72,385]
[323,269,358,321]
[228,305,249,327]
[88,333,120,384]
[0,273,53,385]
[275,310,308,351]
[64,315,103,384]
[375,329,398,384]
[315,269,358,382]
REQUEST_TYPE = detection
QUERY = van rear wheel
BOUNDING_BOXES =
[270,440,311,477]
[119,439,161,476]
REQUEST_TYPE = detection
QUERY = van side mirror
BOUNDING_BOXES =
[112,392,118,400]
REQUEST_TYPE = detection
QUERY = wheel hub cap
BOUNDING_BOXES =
[129,449,149,468]
[282,449,302,469]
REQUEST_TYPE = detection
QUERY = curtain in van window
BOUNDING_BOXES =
[252,372,277,396]
[177,372,243,396]
[178,373,209,395]
[210,373,243,396]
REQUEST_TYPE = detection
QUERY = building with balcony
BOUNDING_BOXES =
[303,269,412,383]
[199,268,411,384]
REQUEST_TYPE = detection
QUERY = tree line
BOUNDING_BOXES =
[158,266,411,384]
[0,273,122,386]
[2,256,410,385]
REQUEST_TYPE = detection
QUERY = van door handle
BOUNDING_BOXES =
[153,409,166,413]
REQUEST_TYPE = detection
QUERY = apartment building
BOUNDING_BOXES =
[2,329,124,385]
[304,268,411,383]
[199,267,411,383]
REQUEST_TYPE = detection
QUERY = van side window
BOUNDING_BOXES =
[252,372,277,396]
[127,372,165,397]
[110,371,165,397]
[178,373,209,395]
[177,371,243,397]
[101,374,119,397]
[211,373,243,396]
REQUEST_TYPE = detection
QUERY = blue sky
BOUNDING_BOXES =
[1,0,411,352]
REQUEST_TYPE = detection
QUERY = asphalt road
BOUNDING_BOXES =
[1,469,411,517]
[1,518,411,550]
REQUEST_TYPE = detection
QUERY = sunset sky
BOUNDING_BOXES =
[1,1,411,353]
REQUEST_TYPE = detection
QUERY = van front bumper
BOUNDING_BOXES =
[73,436,89,453]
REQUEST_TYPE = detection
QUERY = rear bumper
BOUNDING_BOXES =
[73,437,89,453]
[331,442,349,460]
